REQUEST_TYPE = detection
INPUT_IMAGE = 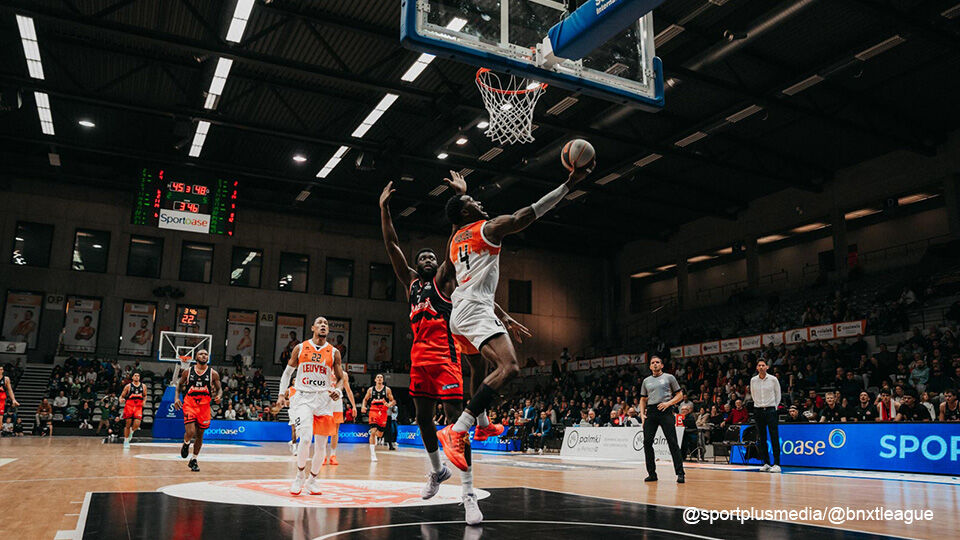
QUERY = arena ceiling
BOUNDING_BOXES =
[0,0,958,252]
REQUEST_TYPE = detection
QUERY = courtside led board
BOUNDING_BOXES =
[400,0,664,109]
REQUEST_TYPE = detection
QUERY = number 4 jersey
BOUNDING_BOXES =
[449,219,501,305]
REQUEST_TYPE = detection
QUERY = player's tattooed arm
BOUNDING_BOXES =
[379,181,417,293]
[211,370,222,403]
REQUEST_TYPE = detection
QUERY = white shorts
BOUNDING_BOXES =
[290,390,336,436]
[450,299,506,351]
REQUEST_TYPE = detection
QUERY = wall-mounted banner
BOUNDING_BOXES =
[118,301,156,356]
[176,305,208,335]
[762,332,784,347]
[274,314,305,365]
[835,320,865,338]
[809,324,835,341]
[328,318,351,362]
[740,335,762,350]
[62,296,101,354]
[578,360,590,370]
[2,291,42,349]
[683,344,701,357]
[367,322,394,365]
[44,293,65,310]
[669,346,683,358]
[346,363,367,374]
[617,354,630,366]
[226,310,257,361]
[785,327,809,344]
[590,357,603,369]
[631,353,647,364]
[701,341,720,355]
[603,356,617,368]
[720,339,739,353]
[258,312,275,327]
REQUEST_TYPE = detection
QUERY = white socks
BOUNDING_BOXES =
[453,411,476,433]
[297,435,312,469]
[461,467,474,495]
[311,439,327,476]
[477,412,490,428]
[427,450,443,473]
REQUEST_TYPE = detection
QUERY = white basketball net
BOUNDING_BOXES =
[475,68,547,145]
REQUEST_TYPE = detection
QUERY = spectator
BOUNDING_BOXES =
[528,411,552,454]
[13,417,24,437]
[819,392,846,422]
[223,402,236,420]
[724,400,749,426]
[839,371,863,402]
[623,407,641,427]
[52,391,68,415]
[909,359,929,393]
[1,415,12,436]
[918,392,936,421]
[896,391,928,422]
[939,388,959,421]
[678,404,698,458]
[784,405,807,423]
[850,391,877,422]
[877,388,898,420]
[36,398,53,431]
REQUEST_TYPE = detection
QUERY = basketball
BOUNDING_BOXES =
[561,139,596,171]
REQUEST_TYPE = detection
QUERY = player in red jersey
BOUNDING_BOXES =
[0,365,20,420]
[119,371,146,448]
[380,176,530,524]
[360,375,394,462]
[173,350,222,472]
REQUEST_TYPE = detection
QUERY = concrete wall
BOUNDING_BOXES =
[0,179,602,372]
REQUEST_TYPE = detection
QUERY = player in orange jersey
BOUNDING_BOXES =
[317,370,356,466]
[438,164,592,476]
[173,350,222,472]
[278,316,345,495]
[119,371,146,448]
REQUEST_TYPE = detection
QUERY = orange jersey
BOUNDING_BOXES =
[449,220,501,303]
[294,339,335,393]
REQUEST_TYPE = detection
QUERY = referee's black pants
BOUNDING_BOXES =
[754,407,780,466]
[643,405,684,476]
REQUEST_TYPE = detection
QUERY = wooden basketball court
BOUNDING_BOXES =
[0,437,954,539]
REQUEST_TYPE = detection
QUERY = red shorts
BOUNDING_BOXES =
[368,405,388,430]
[409,362,463,401]
[123,401,143,420]
[183,395,212,429]
[0,394,6,417]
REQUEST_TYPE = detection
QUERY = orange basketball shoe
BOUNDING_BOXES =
[473,424,505,441]
[329,455,339,466]
[437,425,469,471]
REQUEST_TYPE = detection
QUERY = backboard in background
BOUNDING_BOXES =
[401,0,664,109]
[159,331,212,363]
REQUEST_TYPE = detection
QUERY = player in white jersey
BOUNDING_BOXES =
[279,316,345,495]
[437,164,592,471]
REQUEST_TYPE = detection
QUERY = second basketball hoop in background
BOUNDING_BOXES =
[475,68,547,145]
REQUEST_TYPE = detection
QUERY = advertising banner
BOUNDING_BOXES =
[578,360,590,370]
[721,339,740,353]
[226,310,257,361]
[683,344,700,357]
[2,291,42,349]
[617,354,630,366]
[328,318,350,362]
[836,320,866,338]
[785,327,809,344]
[669,346,683,358]
[367,322,393,365]
[590,357,603,369]
[560,426,685,463]
[62,296,101,353]
[118,301,156,356]
[602,356,617,368]
[274,314,305,365]
[740,335,761,350]
[762,332,784,347]
[701,341,720,355]
[731,423,960,476]
[809,324,836,341]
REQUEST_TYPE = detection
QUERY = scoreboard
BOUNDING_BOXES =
[132,167,237,235]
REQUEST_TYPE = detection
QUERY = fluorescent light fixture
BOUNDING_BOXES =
[715,247,734,255]
[791,222,828,234]
[565,190,587,200]
[296,189,311,202]
[631,272,654,278]
[292,154,307,163]
[34,91,54,135]
[477,120,490,129]
[898,192,937,205]
[92,244,103,249]
[17,15,44,80]
[204,57,233,109]
[687,255,715,263]
[844,208,880,220]
[225,0,256,42]
[78,119,95,128]
[782,74,823,96]
[656,264,676,271]
[757,234,787,244]
[595,172,621,185]
[500,103,513,111]
[478,147,503,161]
[316,145,350,178]
[188,120,211,157]
[526,81,542,90]
[445,17,468,32]
[854,35,905,61]
[458,168,474,177]
[546,96,579,116]
[943,3,960,18]
[428,185,448,196]
[456,137,468,145]
[352,93,398,138]
[634,153,662,167]
[437,152,449,160]
[654,24,685,48]
[674,131,707,147]
[15,237,25,242]
[399,206,416,217]
[400,19,465,82]
[725,104,763,123]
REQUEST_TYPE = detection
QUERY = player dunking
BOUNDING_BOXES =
[173,350,222,472]
[360,374,394,462]
[278,316,345,495]
[438,164,592,470]
[0,366,20,420]
[119,371,145,448]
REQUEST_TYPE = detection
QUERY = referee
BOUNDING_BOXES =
[750,359,781,473]
[639,356,685,483]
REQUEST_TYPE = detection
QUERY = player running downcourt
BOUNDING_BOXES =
[360,374,394,463]
[279,316,345,495]
[119,371,145,448]
[173,349,222,472]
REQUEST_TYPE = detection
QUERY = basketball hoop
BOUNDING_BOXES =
[475,68,547,145]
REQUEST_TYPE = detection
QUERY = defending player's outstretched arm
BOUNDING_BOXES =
[379,181,418,292]
[483,166,593,245]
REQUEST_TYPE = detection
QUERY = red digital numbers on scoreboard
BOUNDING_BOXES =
[181,308,197,325]
[173,201,201,213]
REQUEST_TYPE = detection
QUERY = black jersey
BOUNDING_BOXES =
[187,366,212,397]
[370,386,388,406]
[851,404,876,422]
[409,278,458,367]
[942,401,959,421]
[127,383,145,403]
